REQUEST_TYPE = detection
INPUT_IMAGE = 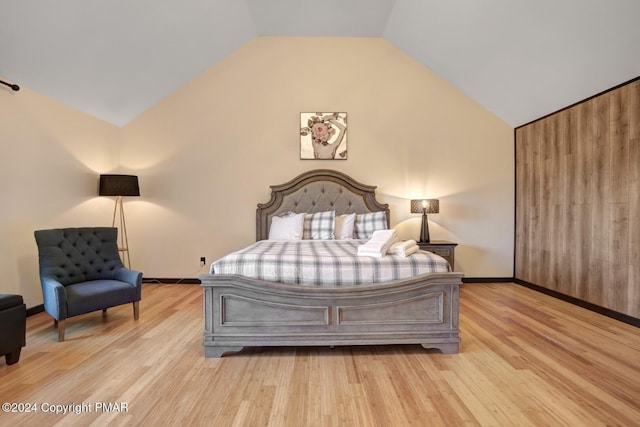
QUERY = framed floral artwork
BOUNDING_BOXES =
[300,112,347,160]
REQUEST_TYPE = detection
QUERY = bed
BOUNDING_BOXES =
[200,169,463,357]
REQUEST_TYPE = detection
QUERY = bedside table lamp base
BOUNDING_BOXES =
[420,213,430,243]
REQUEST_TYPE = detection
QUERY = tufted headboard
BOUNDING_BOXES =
[256,169,390,241]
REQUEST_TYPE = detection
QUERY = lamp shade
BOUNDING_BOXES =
[99,174,140,196]
[410,199,439,214]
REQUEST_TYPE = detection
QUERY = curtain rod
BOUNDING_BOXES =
[0,79,20,91]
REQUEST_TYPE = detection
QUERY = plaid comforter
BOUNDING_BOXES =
[211,240,451,287]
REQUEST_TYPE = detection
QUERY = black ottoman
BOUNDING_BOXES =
[0,294,26,365]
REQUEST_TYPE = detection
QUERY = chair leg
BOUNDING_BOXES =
[5,348,22,365]
[58,319,66,342]
[133,301,139,320]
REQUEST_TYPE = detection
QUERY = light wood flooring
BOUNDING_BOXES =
[1,283,639,426]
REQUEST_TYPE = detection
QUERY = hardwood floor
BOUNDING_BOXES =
[1,283,639,426]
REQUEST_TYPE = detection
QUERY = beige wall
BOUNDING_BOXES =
[121,37,514,280]
[0,87,121,307]
[1,37,513,309]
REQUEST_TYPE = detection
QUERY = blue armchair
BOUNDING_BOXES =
[34,227,142,341]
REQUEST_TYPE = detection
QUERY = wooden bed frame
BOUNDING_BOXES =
[200,169,463,357]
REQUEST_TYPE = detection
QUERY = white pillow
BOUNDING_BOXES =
[268,213,305,240]
[334,213,356,240]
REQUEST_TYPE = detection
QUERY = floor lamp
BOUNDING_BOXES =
[410,199,439,243]
[99,174,140,268]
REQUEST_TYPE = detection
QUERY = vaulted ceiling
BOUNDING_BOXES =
[2,0,639,127]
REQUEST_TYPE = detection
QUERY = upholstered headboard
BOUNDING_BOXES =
[256,169,390,241]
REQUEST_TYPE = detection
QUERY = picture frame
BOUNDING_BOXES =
[300,112,347,160]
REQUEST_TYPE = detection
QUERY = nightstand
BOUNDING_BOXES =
[418,241,457,270]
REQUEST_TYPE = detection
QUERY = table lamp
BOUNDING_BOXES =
[410,199,439,243]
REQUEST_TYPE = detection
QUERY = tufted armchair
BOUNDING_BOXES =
[34,227,142,341]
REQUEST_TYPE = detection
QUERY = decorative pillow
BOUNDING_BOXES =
[354,211,387,239]
[334,213,356,240]
[268,212,305,240]
[303,211,335,240]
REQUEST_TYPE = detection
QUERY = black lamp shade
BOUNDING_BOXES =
[410,199,439,214]
[99,174,140,197]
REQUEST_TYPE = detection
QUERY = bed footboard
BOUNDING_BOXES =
[200,272,463,357]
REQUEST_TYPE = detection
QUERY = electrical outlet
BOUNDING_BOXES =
[200,257,206,266]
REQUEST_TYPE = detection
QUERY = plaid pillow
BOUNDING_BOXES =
[354,211,387,239]
[303,211,335,240]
